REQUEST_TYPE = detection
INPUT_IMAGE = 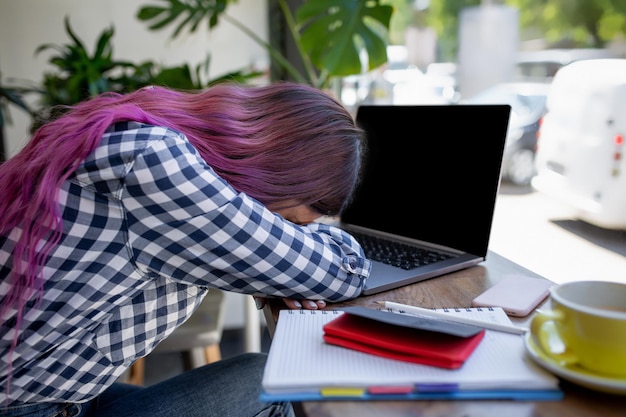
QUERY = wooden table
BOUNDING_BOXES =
[263,251,625,417]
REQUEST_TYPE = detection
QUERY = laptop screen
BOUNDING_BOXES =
[342,104,510,258]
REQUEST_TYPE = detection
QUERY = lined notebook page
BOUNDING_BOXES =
[262,308,558,394]
[387,305,511,323]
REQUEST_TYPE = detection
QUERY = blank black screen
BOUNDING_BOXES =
[342,104,511,257]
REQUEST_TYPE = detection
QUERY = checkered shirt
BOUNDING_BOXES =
[0,121,371,405]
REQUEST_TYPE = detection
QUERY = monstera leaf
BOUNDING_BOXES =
[297,1,392,77]
[137,0,230,38]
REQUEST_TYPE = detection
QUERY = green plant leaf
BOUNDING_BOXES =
[62,16,89,56]
[0,83,33,130]
[152,65,199,89]
[297,0,392,76]
[93,25,116,62]
[0,87,30,112]
[136,0,232,37]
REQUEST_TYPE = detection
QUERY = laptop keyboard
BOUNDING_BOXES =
[350,231,456,270]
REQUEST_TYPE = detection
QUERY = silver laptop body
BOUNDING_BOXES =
[343,104,511,295]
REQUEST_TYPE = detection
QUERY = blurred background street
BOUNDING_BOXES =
[490,182,626,285]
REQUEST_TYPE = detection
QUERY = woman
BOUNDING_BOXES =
[0,82,371,416]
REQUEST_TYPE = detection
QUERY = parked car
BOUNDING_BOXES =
[514,48,616,82]
[464,82,551,186]
[532,59,626,230]
[341,46,459,109]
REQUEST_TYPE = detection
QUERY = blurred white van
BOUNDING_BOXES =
[515,48,616,82]
[532,59,626,230]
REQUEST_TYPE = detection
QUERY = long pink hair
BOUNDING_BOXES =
[0,81,364,366]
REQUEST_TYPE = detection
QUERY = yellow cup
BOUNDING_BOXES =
[530,280,626,378]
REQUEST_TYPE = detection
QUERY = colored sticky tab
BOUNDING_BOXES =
[368,385,414,395]
[320,387,366,397]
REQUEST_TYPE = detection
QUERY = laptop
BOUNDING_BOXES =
[342,104,511,295]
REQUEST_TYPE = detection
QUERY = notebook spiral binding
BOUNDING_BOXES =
[290,309,341,315]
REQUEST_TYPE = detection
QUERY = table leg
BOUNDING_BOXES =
[244,295,261,352]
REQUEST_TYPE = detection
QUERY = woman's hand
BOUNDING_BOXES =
[254,296,326,310]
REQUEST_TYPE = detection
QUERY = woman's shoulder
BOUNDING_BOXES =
[74,122,196,187]
[100,121,194,158]
[104,121,185,144]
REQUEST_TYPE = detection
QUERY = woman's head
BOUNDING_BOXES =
[223,82,364,216]
[133,82,366,216]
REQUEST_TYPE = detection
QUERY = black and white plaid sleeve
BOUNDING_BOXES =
[122,125,371,302]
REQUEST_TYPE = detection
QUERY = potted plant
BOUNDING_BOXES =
[26,16,263,132]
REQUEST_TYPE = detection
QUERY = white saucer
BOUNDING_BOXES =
[524,333,626,395]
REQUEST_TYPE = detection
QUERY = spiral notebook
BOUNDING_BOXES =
[261,308,562,402]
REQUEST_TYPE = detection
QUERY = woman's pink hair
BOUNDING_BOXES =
[0,81,364,367]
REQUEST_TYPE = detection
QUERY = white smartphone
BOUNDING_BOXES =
[471,275,554,317]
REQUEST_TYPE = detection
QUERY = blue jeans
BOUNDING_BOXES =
[1,353,294,417]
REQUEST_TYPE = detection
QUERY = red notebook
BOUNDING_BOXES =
[322,307,485,369]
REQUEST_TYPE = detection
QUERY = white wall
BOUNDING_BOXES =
[0,0,268,158]
[0,0,268,329]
